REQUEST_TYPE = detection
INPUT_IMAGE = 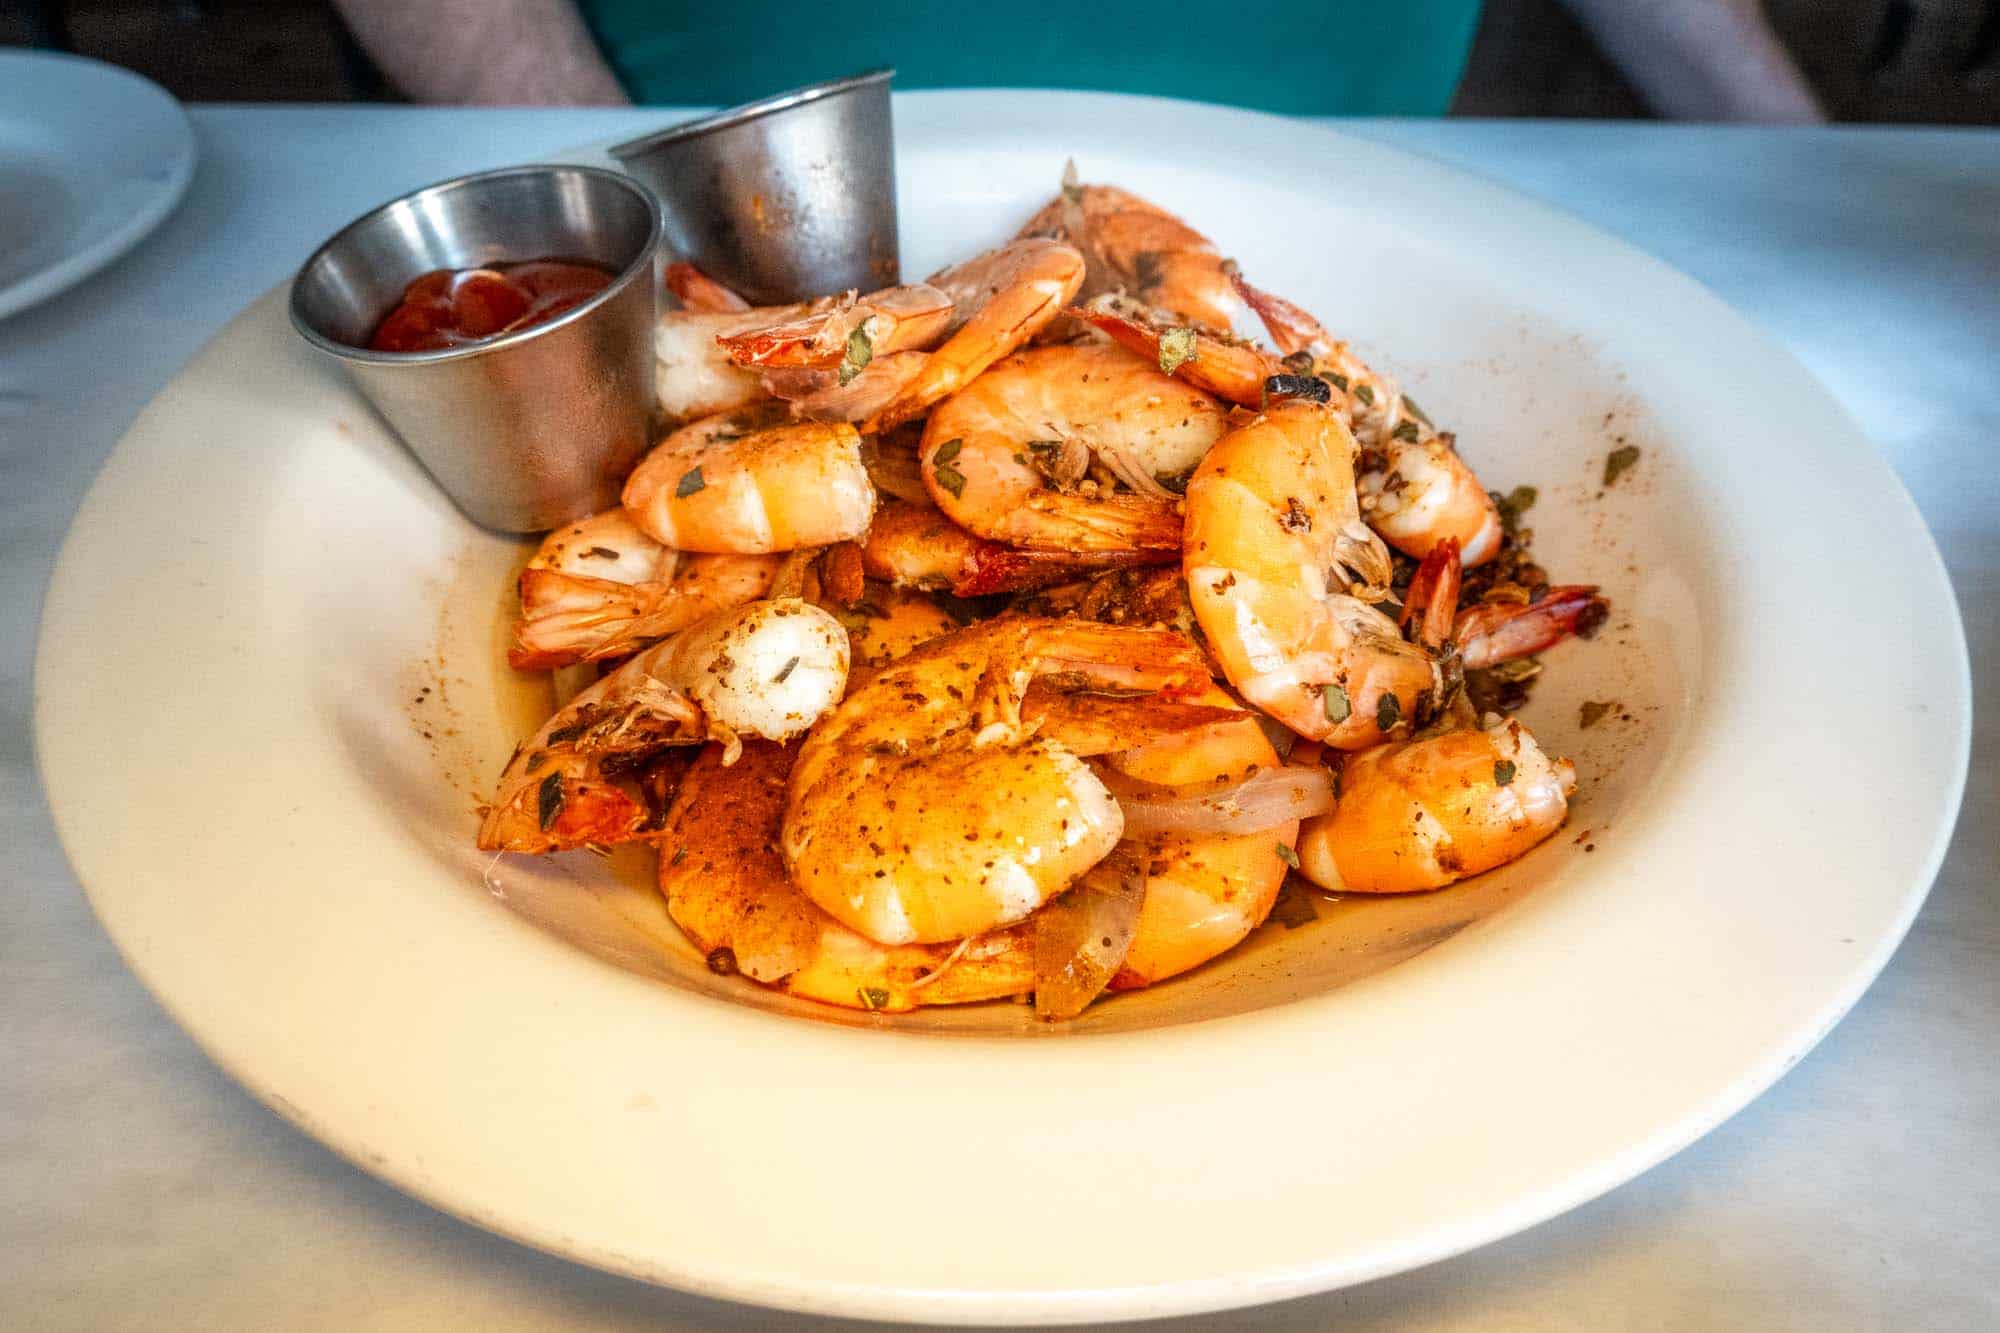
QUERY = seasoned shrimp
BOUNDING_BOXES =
[512,550,783,670]
[622,405,875,554]
[1184,399,1439,748]
[833,583,965,669]
[862,497,1172,598]
[1295,717,1575,894]
[1018,171,1244,331]
[863,238,1086,432]
[715,283,954,370]
[479,599,848,852]
[918,342,1227,552]
[1234,275,1503,566]
[1099,689,1299,988]
[654,267,796,419]
[760,351,931,423]
[661,742,1035,1012]
[783,618,1212,944]
[1070,294,1285,406]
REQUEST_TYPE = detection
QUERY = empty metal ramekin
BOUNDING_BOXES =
[290,164,660,533]
[611,69,898,305]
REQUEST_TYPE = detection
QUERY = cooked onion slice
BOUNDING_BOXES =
[1034,844,1146,1021]
[1106,763,1334,837]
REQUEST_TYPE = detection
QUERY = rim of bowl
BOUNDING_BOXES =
[287,163,662,367]
[608,68,894,162]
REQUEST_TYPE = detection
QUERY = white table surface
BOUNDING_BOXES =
[3,107,1994,1331]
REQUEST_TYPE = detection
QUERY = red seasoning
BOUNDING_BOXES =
[367,259,615,353]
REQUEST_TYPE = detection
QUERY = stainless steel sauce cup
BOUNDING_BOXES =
[611,69,898,305]
[290,165,661,533]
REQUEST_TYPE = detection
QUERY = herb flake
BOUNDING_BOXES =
[1275,842,1301,870]
[1580,699,1617,729]
[1375,691,1402,732]
[536,771,565,831]
[1391,419,1421,442]
[675,466,706,499]
[837,324,874,385]
[933,464,967,499]
[1323,683,1352,724]
[773,655,800,684]
[857,986,891,1011]
[1157,326,1198,376]
[1493,759,1517,787]
[932,436,963,465]
[1603,444,1641,487]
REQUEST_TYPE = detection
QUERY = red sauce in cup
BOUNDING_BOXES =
[367,259,616,353]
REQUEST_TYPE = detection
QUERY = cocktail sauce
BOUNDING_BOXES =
[367,259,615,353]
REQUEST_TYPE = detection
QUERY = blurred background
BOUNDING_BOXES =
[2,0,1997,122]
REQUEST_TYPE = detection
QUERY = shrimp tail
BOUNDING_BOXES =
[1398,537,1462,653]
[1229,272,1325,357]
[511,569,670,669]
[666,262,750,313]
[1456,586,1609,669]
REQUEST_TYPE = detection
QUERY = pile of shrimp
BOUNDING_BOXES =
[479,169,1608,1020]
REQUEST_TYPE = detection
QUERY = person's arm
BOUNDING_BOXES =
[331,0,629,106]
[1559,0,1825,122]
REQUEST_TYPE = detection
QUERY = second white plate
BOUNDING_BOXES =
[0,50,195,322]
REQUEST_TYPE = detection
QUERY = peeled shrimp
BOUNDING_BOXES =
[1018,172,1244,331]
[835,583,966,669]
[782,618,1213,945]
[479,599,847,852]
[863,238,1086,432]
[622,405,875,554]
[1184,399,1438,748]
[1100,688,1299,988]
[918,342,1227,552]
[1295,717,1575,894]
[510,509,784,668]
[862,496,1173,598]
[715,283,954,370]
[1070,294,1285,406]
[1234,275,1503,566]
[660,741,1036,1012]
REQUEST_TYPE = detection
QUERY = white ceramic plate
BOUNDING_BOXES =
[36,93,1967,1324]
[0,50,195,322]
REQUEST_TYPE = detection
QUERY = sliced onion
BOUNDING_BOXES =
[1106,763,1334,837]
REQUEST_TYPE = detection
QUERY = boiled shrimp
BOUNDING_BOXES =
[863,238,1086,432]
[1018,169,1245,331]
[1184,399,1438,748]
[509,508,786,668]
[660,741,1036,1013]
[715,283,954,370]
[654,266,798,420]
[479,599,848,852]
[622,405,875,554]
[1070,294,1285,406]
[1295,717,1575,894]
[1099,688,1299,988]
[918,341,1227,552]
[1234,275,1503,565]
[862,496,1173,598]
[782,618,1214,944]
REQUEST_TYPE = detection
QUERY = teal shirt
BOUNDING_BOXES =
[579,1,1483,116]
